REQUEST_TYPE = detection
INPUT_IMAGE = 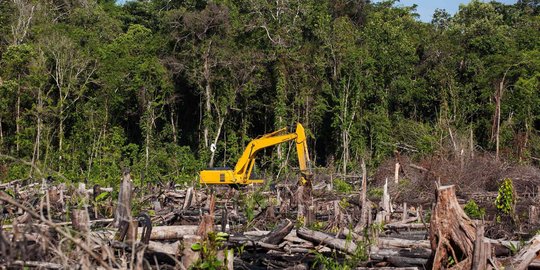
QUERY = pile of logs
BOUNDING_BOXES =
[2,170,540,269]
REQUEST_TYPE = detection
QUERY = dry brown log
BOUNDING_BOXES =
[370,247,432,260]
[507,235,540,270]
[7,260,64,269]
[91,225,201,241]
[385,223,426,230]
[429,185,477,270]
[378,238,430,249]
[260,218,293,245]
[370,255,428,267]
[110,240,180,257]
[2,218,114,230]
[296,227,357,254]
[147,240,180,256]
[242,241,281,251]
[146,225,198,240]
[409,164,428,172]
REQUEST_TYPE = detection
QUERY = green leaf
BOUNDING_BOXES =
[216,232,228,238]
[191,242,202,251]
[95,191,110,202]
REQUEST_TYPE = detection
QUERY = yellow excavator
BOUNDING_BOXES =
[200,123,312,185]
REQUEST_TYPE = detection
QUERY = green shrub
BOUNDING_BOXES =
[190,231,230,270]
[495,178,516,222]
[463,199,485,219]
[334,178,353,193]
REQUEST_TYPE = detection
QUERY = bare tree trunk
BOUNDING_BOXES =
[203,83,210,148]
[30,87,42,177]
[16,81,20,154]
[202,45,212,149]
[394,162,400,184]
[209,117,225,168]
[0,116,3,148]
[493,70,510,161]
[145,101,155,176]
[277,116,283,164]
[495,80,502,161]
[355,159,369,233]
[470,126,474,158]
[59,105,64,171]
[170,107,177,144]
[342,129,348,175]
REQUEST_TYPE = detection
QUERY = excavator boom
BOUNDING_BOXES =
[200,123,312,185]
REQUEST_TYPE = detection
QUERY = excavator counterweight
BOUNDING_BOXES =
[199,123,312,185]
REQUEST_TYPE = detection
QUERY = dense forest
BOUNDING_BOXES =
[0,0,539,186]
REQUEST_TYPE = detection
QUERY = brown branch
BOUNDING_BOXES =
[0,191,112,270]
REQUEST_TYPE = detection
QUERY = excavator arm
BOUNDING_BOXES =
[200,123,312,185]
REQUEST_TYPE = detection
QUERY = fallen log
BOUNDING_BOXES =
[261,218,293,245]
[147,240,180,256]
[507,234,540,270]
[370,247,431,259]
[142,225,198,240]
[385,223,426,230]
[1,218,114,230]
[91,225,200,241]
[7,260,64,269]
[110,240,180,257]
[296,227,357,254]
[378,238,430,249]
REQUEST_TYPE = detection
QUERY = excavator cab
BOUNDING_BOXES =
[199,123,312,185]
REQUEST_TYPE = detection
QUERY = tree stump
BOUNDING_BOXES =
[197,194,215,237]
[114,169,133,227]
[71,209,90,232]
[429,185,476,269]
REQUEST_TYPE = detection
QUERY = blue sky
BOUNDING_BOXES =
[117,0,518,22]
[386,0,518,22]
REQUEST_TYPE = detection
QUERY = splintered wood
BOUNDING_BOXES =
[429,185,477,269]
[2,174,540,269]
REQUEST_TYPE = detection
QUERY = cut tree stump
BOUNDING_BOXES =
[429,185,477,269]
[71,209,90,232]
[197,194,215,237]
[114,169,133,227]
